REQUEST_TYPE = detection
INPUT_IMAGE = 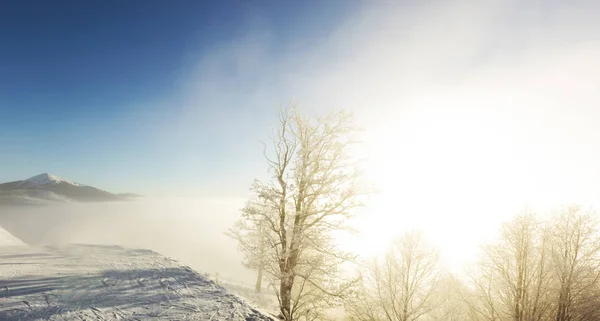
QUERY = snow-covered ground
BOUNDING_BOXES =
[0,244,273,320]
[221,282,280,315]
[0,199,282,319]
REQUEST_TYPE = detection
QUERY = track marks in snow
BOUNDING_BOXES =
[0,245,273,321]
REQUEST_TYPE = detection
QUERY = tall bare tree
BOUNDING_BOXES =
[465,212,553,321]
[347,231,441,321]
[548,206,600,321]
[491,213,552,321]
[232,106,364,320]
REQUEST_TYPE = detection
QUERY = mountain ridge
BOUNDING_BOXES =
[0,173,139,204]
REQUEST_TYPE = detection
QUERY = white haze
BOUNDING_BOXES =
[0,198,255,284]
[169,0,600,272]
[4,0,600,284]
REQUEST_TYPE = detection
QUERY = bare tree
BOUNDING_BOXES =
[548,206,600,321]
[428,274,472,321]
[466,212,553,321]
[341,206,600,321]
[232,105,364,320]
[347,231,441,321]
[462,264,501,321]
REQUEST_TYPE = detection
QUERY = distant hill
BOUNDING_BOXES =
[0,173,138,204]
[117,193,144,198]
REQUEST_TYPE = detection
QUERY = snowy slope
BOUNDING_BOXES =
[0,245,273,321]
[0,226,24,246]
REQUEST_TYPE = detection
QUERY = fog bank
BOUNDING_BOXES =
[0,197,255,284]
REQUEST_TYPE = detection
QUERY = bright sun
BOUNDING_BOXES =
[344,104,554,272]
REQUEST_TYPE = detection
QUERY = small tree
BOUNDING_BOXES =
[347,231,441,321]
[430,274,472,321]
[232,105,364,320]
[228,204,269,292]
[463,263,500,321]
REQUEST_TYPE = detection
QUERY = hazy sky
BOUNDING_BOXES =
[2,0,600,276]
[1,0,600,206]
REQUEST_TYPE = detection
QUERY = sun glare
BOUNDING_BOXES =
[350,103,537,271]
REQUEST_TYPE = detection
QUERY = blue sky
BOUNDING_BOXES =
[0,0,362,195]
[2,0,600,205]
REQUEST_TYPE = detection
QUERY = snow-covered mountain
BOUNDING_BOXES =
[0,173,136,203]
[17,173,82,188]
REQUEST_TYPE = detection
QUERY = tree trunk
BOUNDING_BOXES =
[256,226,265,293]
[556,289,568,321]
[279,273,294,320]
[255,265,263,293]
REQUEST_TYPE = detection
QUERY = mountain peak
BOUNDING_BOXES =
[20,173,82,187]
